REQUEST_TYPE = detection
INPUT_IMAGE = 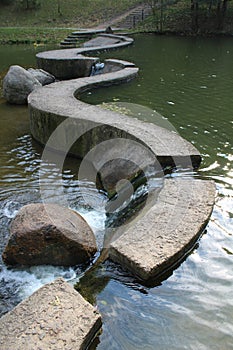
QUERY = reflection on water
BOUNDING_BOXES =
[0,36,233,349]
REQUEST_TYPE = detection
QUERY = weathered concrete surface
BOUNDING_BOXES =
[36,34,134,79]
[28,64,201,181]
[29,44,215,285]
[0,278,102,350]
[83,34,127,48]
[2,203,97,266]
[37,53,98,80]
[3,65,41,104]
[109,178,216,282]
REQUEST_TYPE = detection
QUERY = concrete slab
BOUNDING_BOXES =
[83,35,121,48]
[82,34,128,48]
[29,42,215,287]
[28,66,201,174]
[0,278,102,350]
[109,178,216,282]
[36,34,134,80]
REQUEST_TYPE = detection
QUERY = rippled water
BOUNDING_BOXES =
[0,36,233,349]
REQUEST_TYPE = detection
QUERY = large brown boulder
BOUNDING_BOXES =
[2,203,97,266]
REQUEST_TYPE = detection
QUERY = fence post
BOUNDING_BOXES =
[133,15,136,28]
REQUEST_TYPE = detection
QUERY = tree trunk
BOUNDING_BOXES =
[160,0,163,32]
[217,0,222,29]
[57,0,61,15]
[217,0,228,30]
[222,0,228,18]
[191,0,199,33]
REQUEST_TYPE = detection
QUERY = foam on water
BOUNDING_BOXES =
[2,200,21,219]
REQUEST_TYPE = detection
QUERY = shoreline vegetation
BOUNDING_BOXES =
[138,0,233,36]
[1,0,233,44]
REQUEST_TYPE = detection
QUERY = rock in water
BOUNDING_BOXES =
[27,68,56,85]
[2,203,97,266]
[3,65,41,104]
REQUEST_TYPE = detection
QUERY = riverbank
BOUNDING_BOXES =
[1,0,233,45]
[0,27,76,45]
[136,1,233,36]
[0,0,141,27]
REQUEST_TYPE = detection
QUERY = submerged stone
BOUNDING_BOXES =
[0,278,102,350]
[2,203,97,266]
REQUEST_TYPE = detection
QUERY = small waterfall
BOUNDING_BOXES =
[90,62,105,76]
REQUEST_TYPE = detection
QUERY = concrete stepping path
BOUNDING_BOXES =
[0,31,216,350]
[109,178,216,282]
[28,59,215,283]
[0,278,102,350]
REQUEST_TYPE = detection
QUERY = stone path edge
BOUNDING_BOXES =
[28,64,202,172]
[0,278,102,350]
[109,178,216,283]
[28,60,216,283]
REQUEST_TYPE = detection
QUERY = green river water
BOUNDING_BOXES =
[0,34,232,349]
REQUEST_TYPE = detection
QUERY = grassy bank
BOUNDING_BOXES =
[0,0,141,28]
[0,0,142,44]
[0,27,75,45]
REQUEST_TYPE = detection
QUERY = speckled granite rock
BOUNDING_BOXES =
[0,278,102,350]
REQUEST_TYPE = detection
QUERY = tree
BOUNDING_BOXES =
[144,0,165,32]
[191,0,199,33]
[17,0,40,10]
[216,0,228,29]
[190,0,229,33]
[57,0,62,15]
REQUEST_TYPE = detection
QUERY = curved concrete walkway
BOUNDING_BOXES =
[1,33,216,350]
[28,56,215,283]
[37,34,134,79]
[29,33,216,284]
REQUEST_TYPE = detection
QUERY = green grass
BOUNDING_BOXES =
[0,0,141,27]
[0,27,75,44]
[0,0,142,44]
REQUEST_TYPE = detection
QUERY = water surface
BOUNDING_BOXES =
[0,36,233,349]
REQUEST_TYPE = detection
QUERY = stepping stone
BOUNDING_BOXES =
[83,35,122,48]
[0,278,102,350]
[109,178,216,282]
